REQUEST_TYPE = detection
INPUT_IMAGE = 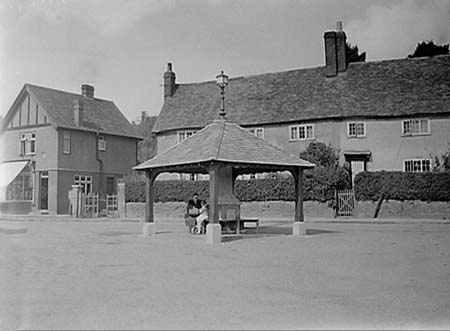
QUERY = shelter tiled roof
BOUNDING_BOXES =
[25,84,140,138]
[153,55,450,133]
[134,119,314,170]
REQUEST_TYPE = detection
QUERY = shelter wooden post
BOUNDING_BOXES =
[206,162,221,244]
[143,170,157,236]
[208,162,220,223]
[293,167,306,236]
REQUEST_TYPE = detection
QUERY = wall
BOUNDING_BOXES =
[124,200,449,220]
[0,125,58,214]
[154,114,450,180]
[57,129,138,174]
[56,170,124,214]
[339,116,450,171]
[251,121,341,158]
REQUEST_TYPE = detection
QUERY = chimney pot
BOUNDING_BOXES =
[81,84,94,99]
[336,21,343,31]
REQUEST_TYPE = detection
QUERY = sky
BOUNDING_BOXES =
[0,0,449,122]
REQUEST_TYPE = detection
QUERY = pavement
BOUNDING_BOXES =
[1,218,450,330]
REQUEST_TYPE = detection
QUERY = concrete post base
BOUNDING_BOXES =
[142,222,155,236]
[292,222,307,236]
[206,223,222,244]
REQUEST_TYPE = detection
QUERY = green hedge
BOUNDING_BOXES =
[354,171,450,201]
[124,167,350,203]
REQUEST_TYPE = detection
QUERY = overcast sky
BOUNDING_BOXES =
[0,0,449,122]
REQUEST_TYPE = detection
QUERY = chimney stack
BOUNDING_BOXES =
[81,84,94,99]
[324,21,347,77]
[164,63,176,98]
[73,99,84,126]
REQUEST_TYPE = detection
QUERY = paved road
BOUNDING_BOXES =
[1,220,449,330]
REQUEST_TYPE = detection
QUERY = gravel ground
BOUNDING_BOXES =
[1,219,450,330]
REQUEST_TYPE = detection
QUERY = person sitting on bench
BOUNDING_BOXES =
[186,193,203,217]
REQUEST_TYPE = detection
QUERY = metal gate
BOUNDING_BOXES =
[336,189,355,217]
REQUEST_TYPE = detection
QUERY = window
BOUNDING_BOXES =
[289,124,314,141]
[6,165,33,201]
[402,119,430,136]
[19,132,36,155]
[98,135,106,151]
[249,128,264,139]
[74,175,93,194]
[177,130,197,143]
[63,131,71,154]
[403,159,431,172]
[347,122,366,138]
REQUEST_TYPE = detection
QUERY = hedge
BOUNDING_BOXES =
[354,171,450,202]
[124,168,350,203]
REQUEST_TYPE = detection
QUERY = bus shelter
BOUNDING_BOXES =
[134,118,314,244]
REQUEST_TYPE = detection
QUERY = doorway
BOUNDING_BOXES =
[40,171,49,211]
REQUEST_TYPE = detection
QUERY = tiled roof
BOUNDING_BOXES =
[26,84,140,138]
[134,119,314,170]
[153,55,450,133]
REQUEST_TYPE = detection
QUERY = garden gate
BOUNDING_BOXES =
[106,193,118,216]
[84,193,99,217]
[336,189,355,217]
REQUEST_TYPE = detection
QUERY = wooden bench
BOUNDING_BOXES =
[220,218,259,234]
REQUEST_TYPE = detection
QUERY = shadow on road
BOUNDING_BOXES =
[221,226,340,242]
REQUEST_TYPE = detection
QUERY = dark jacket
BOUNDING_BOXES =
[185,199,203,218]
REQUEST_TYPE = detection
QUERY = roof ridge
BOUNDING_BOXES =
[215,120,226,160]
[25,83,114,103]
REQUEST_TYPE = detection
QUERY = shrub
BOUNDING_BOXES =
[124,168,351,203]
[354,171,450,202]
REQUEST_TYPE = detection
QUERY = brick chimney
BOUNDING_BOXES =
[73,99,84,126]
[164,63,176,98]
[324,21,347,77]
[81,84,94,99]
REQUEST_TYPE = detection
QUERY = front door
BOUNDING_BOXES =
[40,171,49,210]
[106,177,115,194]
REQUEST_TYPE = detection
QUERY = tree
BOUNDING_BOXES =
[433,147,450,172]
[299,141,339,168]
[346,42,366,63]
[299,142,351,194]
[408,41,449,58]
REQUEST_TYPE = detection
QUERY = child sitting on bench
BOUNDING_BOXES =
[195,200,209,234]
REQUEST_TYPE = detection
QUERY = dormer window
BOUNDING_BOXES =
[98,135,106,151]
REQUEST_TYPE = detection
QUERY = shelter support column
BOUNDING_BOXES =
[293,168,306,236]
[143,170,157,236]
[206,162,221,244]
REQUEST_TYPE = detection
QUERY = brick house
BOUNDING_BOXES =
[0,84,141,215]
[152,25,450,181]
